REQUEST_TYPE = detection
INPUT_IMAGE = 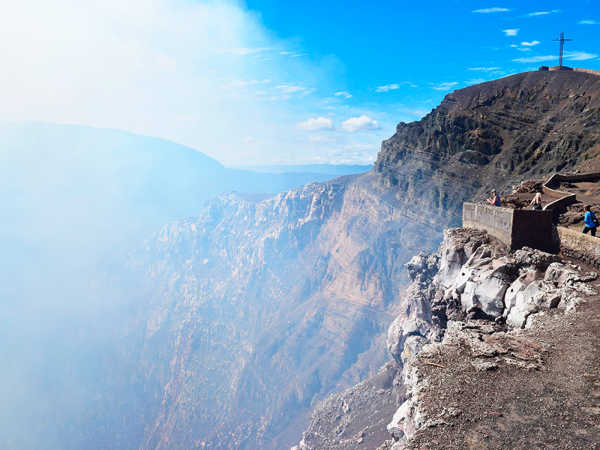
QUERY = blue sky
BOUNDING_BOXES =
[1,1,599,165]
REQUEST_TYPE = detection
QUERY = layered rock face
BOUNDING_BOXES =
[135,178,440,449]
[375,70,600,222]
[133,70,600,449]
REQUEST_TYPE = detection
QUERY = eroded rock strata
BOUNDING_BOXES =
[134,70,600,449]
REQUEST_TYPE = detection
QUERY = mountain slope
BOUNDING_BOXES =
[133,69,600,448]
[375,69,600,221]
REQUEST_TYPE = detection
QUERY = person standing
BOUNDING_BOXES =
[582,205,598,237]
[529,190,543,210]
[487,189,501,207]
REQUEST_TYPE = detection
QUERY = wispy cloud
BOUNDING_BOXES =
[466,78,487,85]
[297,117,334,131]
[503,28,519,36]
[473,7,510,13]
[512,55,554,63]
[227,79,271,88]
[334,91,352,99]
[275,84,314,96]
[341,115,380,132]
[526,10,560,17]
[578,20,598,25]
[221,47,271,55]
[431,81,459,91]
[521,40,540,47]
[375,82,418,92]
[468,66,501,72]
[564,51,598,61]
[376,83,400,92]
[279,50,305,57]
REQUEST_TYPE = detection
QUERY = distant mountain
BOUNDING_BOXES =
[237,164,372,175]
[0,123,364,247]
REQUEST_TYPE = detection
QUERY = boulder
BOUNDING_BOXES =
[503,270,542,318]
[436,228,488,288]
[506,280,559,328]
[405,253,439,283]
[387,314,430,365]
[512,247,560,271]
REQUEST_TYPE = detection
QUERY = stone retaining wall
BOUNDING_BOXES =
[557,226,600,267]
[463,203,558,253]
[463,203,514,246]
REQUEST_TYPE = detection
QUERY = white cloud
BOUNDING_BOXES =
[0,0,351,165]
[527,10,560,17]
[521,40,540,46]
[375,81,417,92]
[473,7,510,13]
[228,79,271,88]
[279,50,305,57]
[341,115,380,132]
[376,83,400,92]
[512,55,555,63]
[275,84,312,95]
[579,20,598,25]
[466,78,486,85]
[503,28,520,36]
[564,51,598,61]
[297,117,334,131]
[468,66,501,72]
[334,91,352,99]
[431,81,459,91]
[221,47,271,55]
[513,51,598,63]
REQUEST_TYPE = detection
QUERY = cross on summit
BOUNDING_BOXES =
[553,32,572,67]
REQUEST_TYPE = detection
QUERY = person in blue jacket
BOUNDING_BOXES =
[582,205,598,237]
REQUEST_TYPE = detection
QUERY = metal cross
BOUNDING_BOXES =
[553,32,572,67]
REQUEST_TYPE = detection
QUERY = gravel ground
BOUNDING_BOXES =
[406,277,600,450]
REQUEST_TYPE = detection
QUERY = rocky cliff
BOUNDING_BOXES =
[135,178,441,449]
[133,69,600,449]
[375,69,600,219]
[298,228,599,449]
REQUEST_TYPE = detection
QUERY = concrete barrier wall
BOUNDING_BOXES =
[557,226,600,267]
[513,209,559,253]
[463,203,514,248]
[463,203,558,252]
[542,173,578,212]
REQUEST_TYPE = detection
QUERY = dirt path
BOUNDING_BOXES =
[406,278,600,449]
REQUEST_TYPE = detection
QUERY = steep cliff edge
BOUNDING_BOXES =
[298,229,599,449]
[133,70,600,449]
[135,178,441,450]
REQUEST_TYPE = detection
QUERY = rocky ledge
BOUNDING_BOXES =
[298,227,600,449]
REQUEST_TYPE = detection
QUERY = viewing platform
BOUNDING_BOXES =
[463,172,600,267]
